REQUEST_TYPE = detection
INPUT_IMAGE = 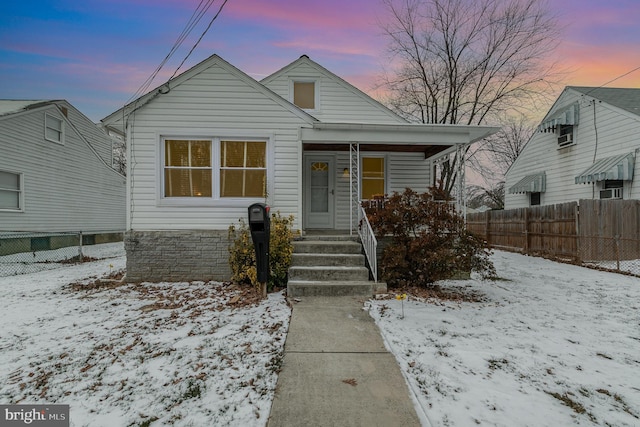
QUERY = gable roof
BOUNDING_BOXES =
[261,55,406,123]
[102,54,317,133]
[0,100,62,118]
[569,86,640,117]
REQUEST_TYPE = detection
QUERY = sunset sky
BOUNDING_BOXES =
[1,0,640,122]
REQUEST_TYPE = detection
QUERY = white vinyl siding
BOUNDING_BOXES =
[124,60,309,231]
[263,61,405,124]
[505,88,640,208]
[330,151,431,230]
[0,105,125,232]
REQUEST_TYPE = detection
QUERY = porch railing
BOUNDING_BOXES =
[358,205,377,283]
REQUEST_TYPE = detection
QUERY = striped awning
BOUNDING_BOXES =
[538,102,579,132]
[575,152,635,184]
[509,172,546,194]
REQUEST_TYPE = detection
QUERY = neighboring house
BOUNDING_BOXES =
[0,100,126,239]
[102,54,497,282]
[505,87,640,209]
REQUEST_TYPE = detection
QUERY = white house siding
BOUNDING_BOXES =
[262,60,405,124]
[505,89,640,209]
[318,151,432,230]
[125,61,311,233]
[58,101,115,167]
[0,106,126,233]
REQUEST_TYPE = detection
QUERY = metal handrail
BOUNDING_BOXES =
[358,206,377,282]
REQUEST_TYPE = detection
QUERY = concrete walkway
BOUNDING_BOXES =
[267,296,421,427]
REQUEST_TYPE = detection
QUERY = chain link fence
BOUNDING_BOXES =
[579,235,640,276]
[0,231,123,277]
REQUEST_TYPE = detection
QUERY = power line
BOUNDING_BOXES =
[581,64,640,97]
[126,0,223,104]
[170,0,230,81]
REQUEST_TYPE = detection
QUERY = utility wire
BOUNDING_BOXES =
[126,0,221,104]
[169,0,230,80]
[581,64,640,97]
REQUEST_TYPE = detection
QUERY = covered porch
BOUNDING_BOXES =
[299,122,499,234]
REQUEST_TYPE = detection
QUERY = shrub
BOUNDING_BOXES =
[365,187,495,287]
[228,212,295,291]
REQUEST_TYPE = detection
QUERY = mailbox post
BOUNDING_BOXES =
[248,203,270,297]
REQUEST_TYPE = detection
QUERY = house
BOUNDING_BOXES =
[505,87,640,209]
[101,54,497,282]
[0,100,126,244]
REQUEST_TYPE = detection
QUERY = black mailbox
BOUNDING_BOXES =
[248,203,270,284]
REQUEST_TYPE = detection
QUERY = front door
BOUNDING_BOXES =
[304,156,335,229]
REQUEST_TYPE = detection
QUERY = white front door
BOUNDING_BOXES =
[305,156,335,229]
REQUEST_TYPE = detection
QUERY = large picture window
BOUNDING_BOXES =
[0,170,23,211]
[361,157,385,200]
[162,137,268,200]
[220,141,266,197]
[164,139,212,197]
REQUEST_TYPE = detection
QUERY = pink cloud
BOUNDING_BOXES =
[555,41,640,87]
[224,0,380,32]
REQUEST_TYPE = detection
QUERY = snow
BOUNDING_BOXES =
[0,243,290,427]
[367,250,640,426]
[3,244,640,426]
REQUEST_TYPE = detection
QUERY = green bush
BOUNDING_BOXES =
[228,212,295,290]
[365,187,495,287]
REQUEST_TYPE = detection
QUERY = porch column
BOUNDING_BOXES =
[455,143,467,221]
[349,143,360,236]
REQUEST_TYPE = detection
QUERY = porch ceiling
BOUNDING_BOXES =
[300,122,499,160]
[300,122,500,145]
[303,143,450,159]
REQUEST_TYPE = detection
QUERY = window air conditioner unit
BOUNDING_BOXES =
[600,188,622,200]
[558,133,573,147]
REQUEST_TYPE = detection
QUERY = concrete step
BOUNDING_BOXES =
[287,281,387,297]
[293,240,362,255]
[289,266,370,282]
[291,253,365,267]
[299,234,359,242]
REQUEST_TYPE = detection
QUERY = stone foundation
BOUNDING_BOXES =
[125,230,231,282]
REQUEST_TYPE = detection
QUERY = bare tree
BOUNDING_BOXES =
[380,0,560,194]
[468,113,534,179]
[466,113,534,207]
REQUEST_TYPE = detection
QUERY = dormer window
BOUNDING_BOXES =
[557,124,574,147]
[292,80,316,110]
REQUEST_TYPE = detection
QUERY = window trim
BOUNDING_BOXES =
[45,113,65,145]
[530,192,541,206]
[290,78,320,112]
[0,170,24,212]
[158,134,272,207]
[360,155,387,200]
[557,124,575,148]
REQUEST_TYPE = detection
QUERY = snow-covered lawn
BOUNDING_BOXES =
[0,243,290,427]
[3,244,639,426]
[368,250,640,427]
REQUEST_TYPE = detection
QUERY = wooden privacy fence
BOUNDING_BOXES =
[466,199,640,275]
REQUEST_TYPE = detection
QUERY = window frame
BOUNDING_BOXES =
[360,155,387,200]
[45,113,65,144]
[557,124,575,148]
[158,135,271,207]
[0,169,24,212]
[290,78,319,112]
[530,192,541,206]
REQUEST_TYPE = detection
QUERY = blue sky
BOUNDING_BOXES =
[1,0,640,122]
